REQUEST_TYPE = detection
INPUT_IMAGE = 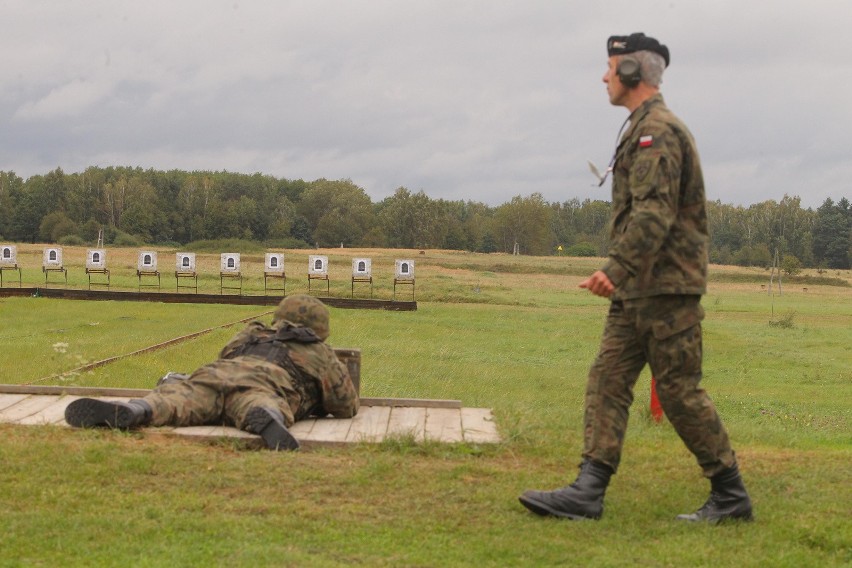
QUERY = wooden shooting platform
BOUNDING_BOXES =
[0,386,500,449]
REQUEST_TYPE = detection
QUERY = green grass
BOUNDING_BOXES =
[0,248,850,566]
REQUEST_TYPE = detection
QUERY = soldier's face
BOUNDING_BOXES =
[603,56,628,107]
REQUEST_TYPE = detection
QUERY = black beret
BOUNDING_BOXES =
[607,32,670,67]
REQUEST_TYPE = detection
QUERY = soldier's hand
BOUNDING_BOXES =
[579,270,614,298]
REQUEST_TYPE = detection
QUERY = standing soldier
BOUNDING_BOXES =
[65,295,359,451]
[519,33,753,522]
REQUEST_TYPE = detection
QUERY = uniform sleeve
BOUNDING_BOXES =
[320,356,360,419]
[603,125,682,285]
[290,343,360,419]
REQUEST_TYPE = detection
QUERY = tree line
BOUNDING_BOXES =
[0,167,849,269]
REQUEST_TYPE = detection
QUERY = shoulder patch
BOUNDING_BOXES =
[639,135,653,148]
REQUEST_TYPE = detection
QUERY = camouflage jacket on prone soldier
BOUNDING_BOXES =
[219,320,359,421]
[600,94,709,301]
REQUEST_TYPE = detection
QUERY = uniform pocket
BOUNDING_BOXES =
[651,302,705,340]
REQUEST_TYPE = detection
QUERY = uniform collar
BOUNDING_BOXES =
[620,93,666,145]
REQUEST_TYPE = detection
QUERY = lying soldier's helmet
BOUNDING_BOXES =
[273,294,330,341]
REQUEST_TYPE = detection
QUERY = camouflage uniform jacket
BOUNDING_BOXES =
[219,321,359,420]
[600,94,709,300]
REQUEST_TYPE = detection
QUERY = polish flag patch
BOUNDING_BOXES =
[639,135,654,148]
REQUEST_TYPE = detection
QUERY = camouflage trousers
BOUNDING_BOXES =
[143,358,300,430]
[583,295,735,477]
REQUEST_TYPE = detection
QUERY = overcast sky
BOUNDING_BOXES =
[1,0,849,209]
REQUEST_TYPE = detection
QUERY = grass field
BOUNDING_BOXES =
[1,244,850,566]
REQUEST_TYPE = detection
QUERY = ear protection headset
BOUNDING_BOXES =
[616,56,641,88]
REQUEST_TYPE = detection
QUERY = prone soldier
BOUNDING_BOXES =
[65,295,359,450]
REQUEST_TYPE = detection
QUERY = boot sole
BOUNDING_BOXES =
[65,398,136,429]
[244,408,301,451]
[518,494,599,520]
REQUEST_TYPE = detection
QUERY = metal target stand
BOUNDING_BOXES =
[0,265,22,288]
[220,272,242,295]
[393,277,415,301]
[42,266,67,286]
[85,267,110,290]
[137,270,161,292]
[308,274,329,294]
[264,271,286,296]
[175,271,198,294]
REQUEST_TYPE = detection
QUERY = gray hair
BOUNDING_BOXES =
[631,50,666,87]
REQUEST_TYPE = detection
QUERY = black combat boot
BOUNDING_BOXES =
[676,462,754,523]
[65,398,153,429]
[243,407,301,451]
[519,459,614,520]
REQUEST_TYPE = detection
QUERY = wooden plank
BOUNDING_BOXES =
[170,425,219,437]
[345,405,391,443]
[361,397,462,409]
[0,394,29,411]
[2,392,501,446]
[460,407,501,443]
[0,385,151,398]
[386,406,427,441]
[0,395,64,423]
[189,425,258,440]
[299,416,352,443]
[288,419,316,437]
[18,395,77,425]
[424,407,463,443]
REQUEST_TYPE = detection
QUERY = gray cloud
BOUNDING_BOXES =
[1,0,849,209]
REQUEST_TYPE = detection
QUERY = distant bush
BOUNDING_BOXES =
[781,255,803,276]
[263,237,312,250]
[112,231,144,247]
[58,234,85,246]
[184,239,265,253]
[565,242,598,257]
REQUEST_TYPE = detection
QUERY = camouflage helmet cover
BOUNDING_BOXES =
[273,294,330,340]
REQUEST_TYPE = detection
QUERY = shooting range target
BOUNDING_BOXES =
[176,252,196,272]
[308,255,328,276]
[220,253,241,272]
[265,253,284,272]
[138,251,158,271]
[352,258,372,277]
[0,245,16,265]
[86,249,106,269]
[43,247,63,267]
[395,259,414,279]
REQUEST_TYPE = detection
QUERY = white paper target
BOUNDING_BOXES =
[220,253,240,272]
[265,253,284,272]
[86,249,106,269]
[352,258,372,277]
[43,248,63,267]
[395,259,414,279]
[176,253,196,272]
[308,255,328,275]
[0,245,16,265]
[138,251,158,271]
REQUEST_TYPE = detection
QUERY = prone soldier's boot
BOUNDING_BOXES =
[243,407,301,451]
[65,398,153,429]
[676,462,754,523]
[518,459,613,520]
